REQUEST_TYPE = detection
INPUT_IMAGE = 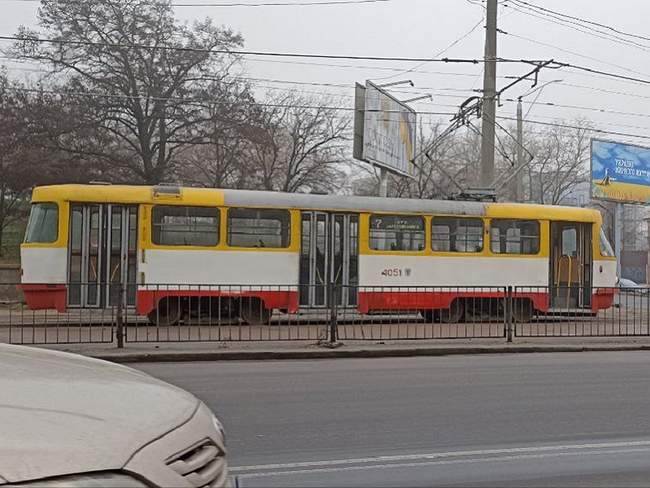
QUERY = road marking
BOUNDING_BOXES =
[232,439,650,471]
[230,440,650,477]
[232,446,650,479]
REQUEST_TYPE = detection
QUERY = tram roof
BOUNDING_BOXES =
[30,184,602,222]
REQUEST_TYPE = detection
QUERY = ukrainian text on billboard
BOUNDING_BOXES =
[591,139,650,204]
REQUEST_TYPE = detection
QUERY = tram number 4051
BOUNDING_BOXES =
[381,267,412,277]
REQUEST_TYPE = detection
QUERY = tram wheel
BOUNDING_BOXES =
[240,298,272,325]
[148,298,182,326]
[440,299,464,323]
[422,309,436,323]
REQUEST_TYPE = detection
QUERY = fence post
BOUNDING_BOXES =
[506,286,513,343]
[116,283,124,349]
[329,282,338,344]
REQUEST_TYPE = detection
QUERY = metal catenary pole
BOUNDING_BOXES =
[515,98,524,201]
[615,203,623,281]
[479,0,498,188]
[506,286,513,343]
[116,283,124,348]
[379,167,389,197]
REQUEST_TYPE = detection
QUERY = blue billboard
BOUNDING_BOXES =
[591,139,650,204]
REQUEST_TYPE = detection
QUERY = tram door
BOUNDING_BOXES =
[299,212,359,308]
[550,222,592,309]
[68,204,138,308]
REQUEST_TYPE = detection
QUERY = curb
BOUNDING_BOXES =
[90,344,650,363]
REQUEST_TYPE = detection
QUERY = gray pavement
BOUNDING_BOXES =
[134,352,650,486]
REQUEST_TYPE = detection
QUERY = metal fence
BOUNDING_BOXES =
[0,282,642,346]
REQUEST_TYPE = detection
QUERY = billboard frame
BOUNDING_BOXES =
[353,80,417,179]
[590,137,650,206]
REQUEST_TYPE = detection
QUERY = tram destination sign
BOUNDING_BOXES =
[371,215,422,231]
[591,139,650,204]
[353,81,417,178]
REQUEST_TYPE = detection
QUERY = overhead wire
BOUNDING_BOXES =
[0,34,546,63]
[497,116,650,142]
[172,0,391,5]
[373,13,485,81]
[503,0,650,53]
[1,85,460,115]
[0,0,392,5]
[502,30,650,80]
[509,0,650,44]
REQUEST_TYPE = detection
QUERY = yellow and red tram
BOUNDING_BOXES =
[19,184,617,323]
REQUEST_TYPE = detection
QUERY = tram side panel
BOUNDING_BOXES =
[357,254,551,314]
[20,247,68,312]
[136,249,300,316]
[591,258,617,311]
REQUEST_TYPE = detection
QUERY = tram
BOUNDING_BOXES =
[20,184,617,324]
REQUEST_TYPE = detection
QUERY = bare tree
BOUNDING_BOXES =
[11,0,243,184]
[244,93,350,193]
[177,79,256,188]
[354,123,477,199]
[0,74,80,254]
[526,120,591,205]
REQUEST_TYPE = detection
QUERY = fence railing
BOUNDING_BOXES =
[0,282,640,346]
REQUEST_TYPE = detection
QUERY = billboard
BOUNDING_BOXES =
[353,81,417,178]
[591,139,650,204]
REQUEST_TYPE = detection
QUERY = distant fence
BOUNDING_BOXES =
[0,282,644,347]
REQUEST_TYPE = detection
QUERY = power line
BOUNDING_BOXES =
[10,54,650,127]
[503,30,650,81]
[556,61,650,87]
[12,81,650,138]
[502,98,650,121]
[172,0,391,5]
[0,34,545,63]
[248,57,486,76]
[504,0,650,53]
[0,63,476,100]
[0,62,468,92]
[497,116,650,142]
[499,110,650,134]
[0,52,490,78]
[510,0,650,44]
[558,81,650,102]
[3,85,460,115]
[1,0,391,5]
[374,13,485,81]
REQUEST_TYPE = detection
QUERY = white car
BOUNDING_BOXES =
[0,345,228,487]
[619,278,649,294]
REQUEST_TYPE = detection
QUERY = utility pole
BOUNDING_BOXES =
[379,168,388,197]
[515,97,524,201]
[615,203,623,280]
[479,0,498,188]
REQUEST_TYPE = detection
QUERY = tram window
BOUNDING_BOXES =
[490,220,540,254]
[369,215,425,251]
[152,206,219,246]
[562,228,577,257]
[432,218,483,252]
[227,208,290,248]
[24,203,58,243]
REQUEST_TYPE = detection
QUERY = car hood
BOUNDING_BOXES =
[0,345,198,484]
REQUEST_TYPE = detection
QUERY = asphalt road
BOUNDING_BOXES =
[134,352,650,486]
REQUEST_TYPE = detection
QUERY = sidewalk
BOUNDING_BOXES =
[28,337,650,363]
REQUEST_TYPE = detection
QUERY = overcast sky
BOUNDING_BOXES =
[2,0,650,145]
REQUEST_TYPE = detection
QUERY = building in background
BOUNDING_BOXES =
[560,182,649,284]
